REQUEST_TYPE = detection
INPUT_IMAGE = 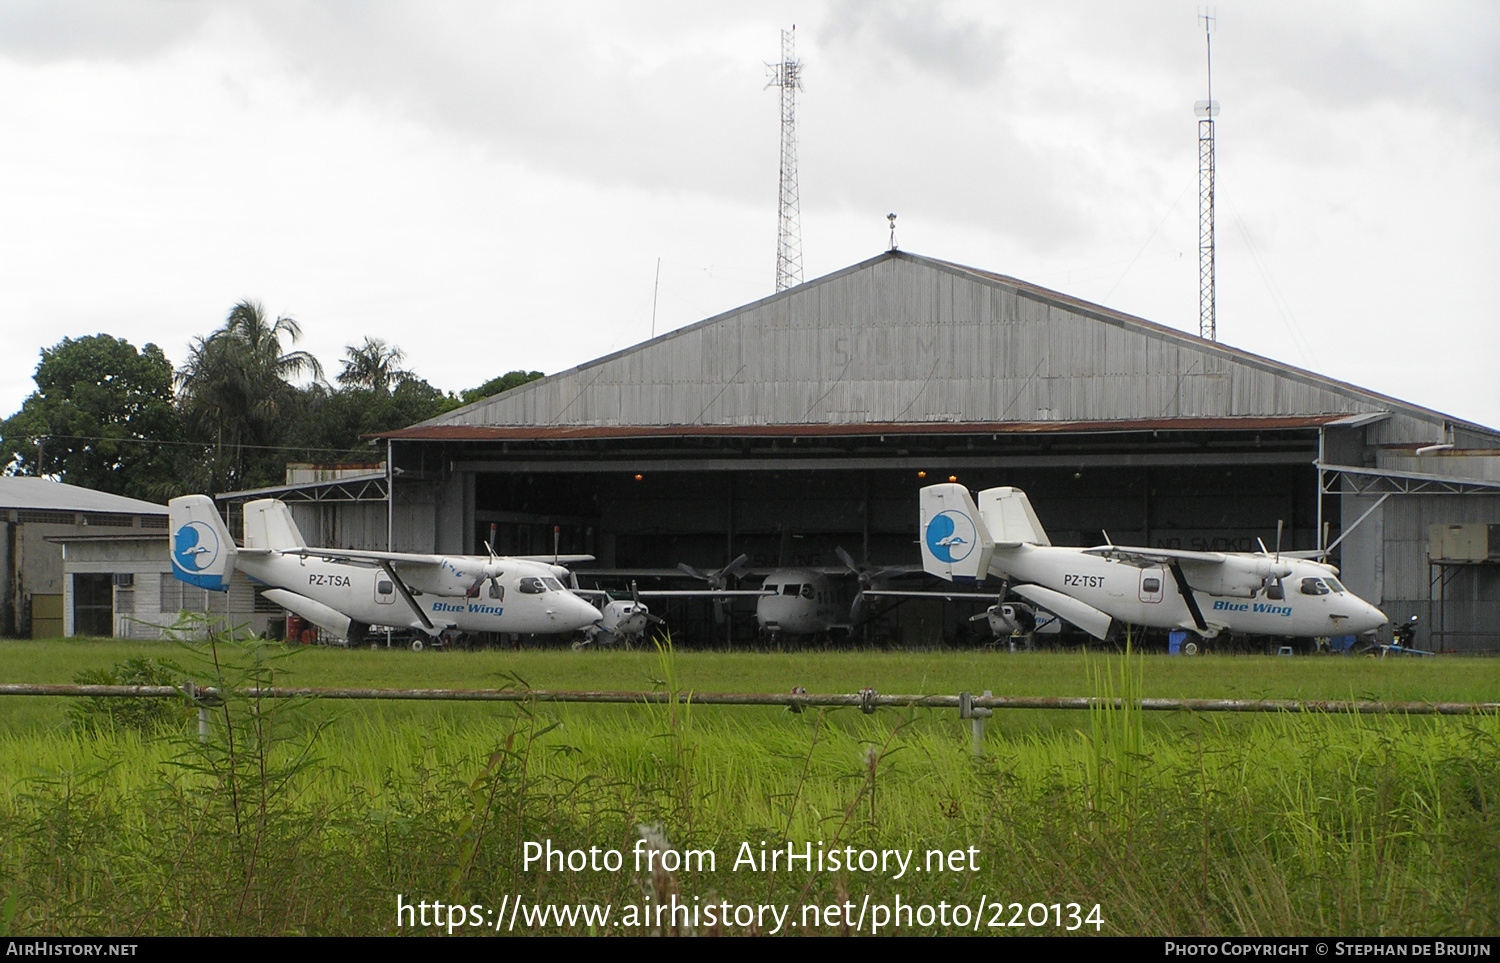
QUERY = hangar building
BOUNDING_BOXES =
[223,252,1500,651]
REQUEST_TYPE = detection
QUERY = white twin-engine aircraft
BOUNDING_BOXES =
[918,484,1387,647]
[169,495,603,646]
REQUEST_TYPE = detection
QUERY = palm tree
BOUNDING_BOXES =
[177,300,324,491]
[337,337,412,395]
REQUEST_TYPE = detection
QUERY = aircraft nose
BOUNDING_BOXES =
[561,593,604,629]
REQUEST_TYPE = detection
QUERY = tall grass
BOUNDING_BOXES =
[0,634,1495,935]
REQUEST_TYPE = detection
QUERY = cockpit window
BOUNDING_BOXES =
[518,577,546,594]
[1323,577,1346,594]
[782,583,802,596]
[1300,577,1330,596]
[800,584,816,600]
[542,577,564,592]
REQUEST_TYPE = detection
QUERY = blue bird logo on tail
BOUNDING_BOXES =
[172,521,225,589]
[925,510,978,563]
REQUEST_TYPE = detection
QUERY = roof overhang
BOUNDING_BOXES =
[215,471,389,504]
[1319,463,1500,495]
[378,415,1347,443]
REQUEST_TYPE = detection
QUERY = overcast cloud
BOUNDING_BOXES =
[0,1,1495,433]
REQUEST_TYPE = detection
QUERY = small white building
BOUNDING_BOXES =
[49,532,278,640]
[0,476,277,640]
[1,477,168,637]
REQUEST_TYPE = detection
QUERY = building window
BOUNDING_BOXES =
[18,510,76,525]
[161,574,210,613]
[82,513,133,527]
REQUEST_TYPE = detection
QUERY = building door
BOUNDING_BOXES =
[73,573,114,637]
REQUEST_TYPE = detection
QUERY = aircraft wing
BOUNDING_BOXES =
[283,548,594,566]
[569,588,772,599]
[1081,545,1228,565]
[635,589,774,598]
[285,548,448,566]
[1009,583,1113,640]
[861,590,1002,601]
[511,554,596,564]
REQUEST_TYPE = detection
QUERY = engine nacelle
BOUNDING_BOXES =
[1179,556,1293,598]
[398,558,503,597]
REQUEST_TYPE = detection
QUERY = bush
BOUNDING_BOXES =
[67,657,192,735]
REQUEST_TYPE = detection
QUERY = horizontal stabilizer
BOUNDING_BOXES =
[243,499,308,551]
[976,487,1051,546]
[1009,583,1112,640]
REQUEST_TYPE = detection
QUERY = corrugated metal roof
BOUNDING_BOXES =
[392,251,1497,440]
[380,415,1344,442]
[0,477,166,514]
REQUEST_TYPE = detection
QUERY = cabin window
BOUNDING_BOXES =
[1300,577,1330,596]
[1323,577,1346,594]
[518,577,546,594]
[1142,577,1162,593]
[1266,581,1285,600]
[377,580,394,595]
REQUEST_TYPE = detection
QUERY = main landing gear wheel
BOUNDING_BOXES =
[411,638,424,652]
[1181,639,1201,656]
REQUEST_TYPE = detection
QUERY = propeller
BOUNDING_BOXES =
[676,553,750,590]
[629,580,665,626]
[837,546,908,623]
[1257,520,1287,597]
[467,540,505,599]
[677,553,749,625]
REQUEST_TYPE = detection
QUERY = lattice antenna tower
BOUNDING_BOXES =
[767,26,804,292]
[1195,12,1220,341]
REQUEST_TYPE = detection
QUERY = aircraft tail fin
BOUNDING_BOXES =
[168,495,238,592]
[242,499,308,551]
[919,484,995,581]
[976,487,1051,546]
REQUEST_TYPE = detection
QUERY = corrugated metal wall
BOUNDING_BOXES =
[1378,494,1500,653]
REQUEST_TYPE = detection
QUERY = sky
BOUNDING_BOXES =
[1,1,1496,429]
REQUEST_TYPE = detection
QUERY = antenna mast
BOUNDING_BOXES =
[1195,12,1220,341]
[767,26,804,292]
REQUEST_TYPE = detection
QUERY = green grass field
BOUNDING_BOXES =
[0,636,1496,936]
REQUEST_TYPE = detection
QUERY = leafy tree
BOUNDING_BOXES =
[0,335,183,500]
[177,301,323,492]
[456,370,545,407]
[284,376,451,461]
[337,337,413,395]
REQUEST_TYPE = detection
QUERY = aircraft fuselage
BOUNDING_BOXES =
[988,545,1386,638]
[755,568,846,636]
[239,552,601,635]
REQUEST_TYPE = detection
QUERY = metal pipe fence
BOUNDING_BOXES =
[4,683,1497,716]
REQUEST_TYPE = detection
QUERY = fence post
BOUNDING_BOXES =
[183,681,210,744]
[971,690,993,758]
